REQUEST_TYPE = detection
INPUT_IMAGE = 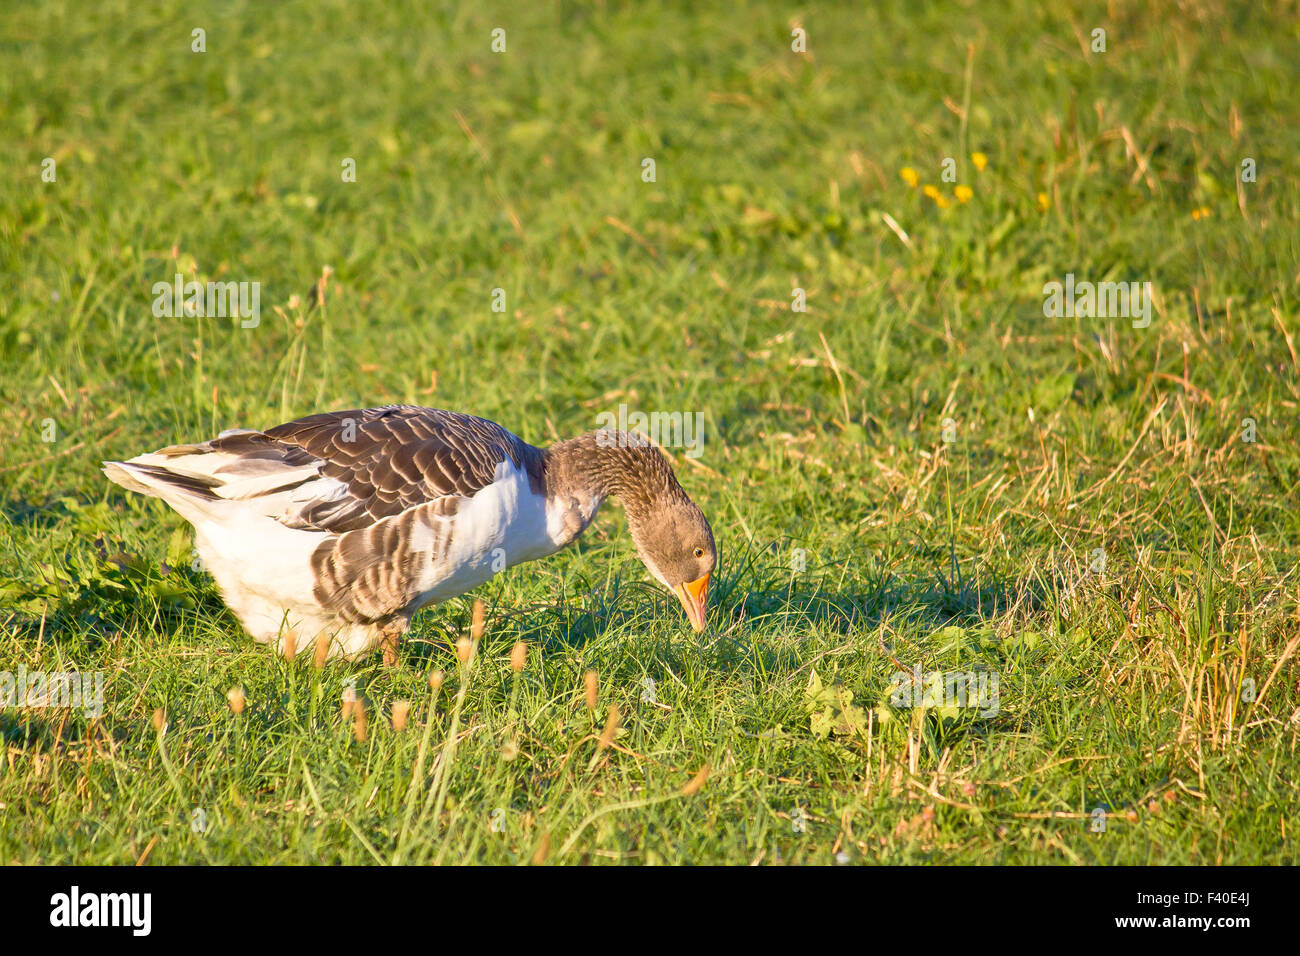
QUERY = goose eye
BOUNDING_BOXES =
[693,547,704,558]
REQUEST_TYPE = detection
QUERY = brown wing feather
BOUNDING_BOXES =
[308,500,458,623]
[208,406,538,534]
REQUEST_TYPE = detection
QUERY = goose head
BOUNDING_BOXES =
[627,495,716,631]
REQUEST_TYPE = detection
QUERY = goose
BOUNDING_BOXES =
[103,406,716,662]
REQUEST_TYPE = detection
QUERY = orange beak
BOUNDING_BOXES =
[674,573,710,632]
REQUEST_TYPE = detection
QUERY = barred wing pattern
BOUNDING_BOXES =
[215,405,539,533]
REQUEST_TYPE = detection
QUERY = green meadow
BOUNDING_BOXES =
[1,0,1297,863]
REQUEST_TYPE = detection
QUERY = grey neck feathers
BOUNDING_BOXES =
[541,431,687,518]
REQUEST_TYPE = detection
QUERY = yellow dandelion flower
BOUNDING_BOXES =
[922,184,941,201]
[1192,206,1212,220]
[934,194,951,209]
[971,152,988,172]
[900,167,920,188]
[1036,191,1050,212]
[954,184,973,204]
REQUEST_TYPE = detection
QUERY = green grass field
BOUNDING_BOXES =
[2,0,1298,865]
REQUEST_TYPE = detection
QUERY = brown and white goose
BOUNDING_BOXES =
[104,406,716,662]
